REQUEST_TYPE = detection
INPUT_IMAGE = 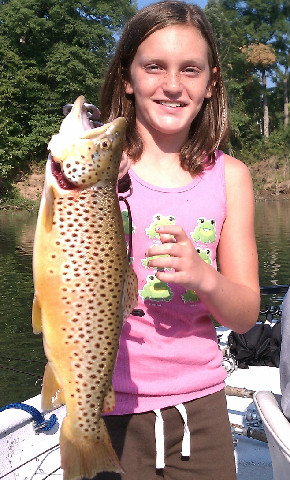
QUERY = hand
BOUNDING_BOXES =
[118,152,131,181]
[147,225,209,292]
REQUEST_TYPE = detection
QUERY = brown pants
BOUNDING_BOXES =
[96,389,236,480]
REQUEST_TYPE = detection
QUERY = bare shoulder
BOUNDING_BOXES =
[224,153,252,183]
[223,153,254,202]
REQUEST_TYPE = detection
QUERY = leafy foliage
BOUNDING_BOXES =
[205,0,289,161]
[0,0,289,196]
[0,0,137,193]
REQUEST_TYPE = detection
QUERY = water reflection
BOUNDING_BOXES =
[0,211,45,407]
[255,200,290,308]
[0,201,289,407]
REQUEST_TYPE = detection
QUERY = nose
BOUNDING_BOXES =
[163,70,183,95]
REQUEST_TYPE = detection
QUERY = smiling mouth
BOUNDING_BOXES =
[156,101,186,108]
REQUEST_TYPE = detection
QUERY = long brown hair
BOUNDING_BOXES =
[100,1,229,175]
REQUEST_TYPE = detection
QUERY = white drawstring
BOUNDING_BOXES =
[175,403,191,457]
[153,409,165,469]
[153,403,191,469]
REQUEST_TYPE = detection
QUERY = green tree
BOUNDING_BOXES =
[0,0,137,193]
[206,0,289,157]
[222,0,289,136]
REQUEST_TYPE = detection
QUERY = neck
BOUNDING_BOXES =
[130,122,194,188]
[131,148,194,189]
[137,119,189,155]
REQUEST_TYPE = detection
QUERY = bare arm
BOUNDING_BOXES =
[147,155,260,333]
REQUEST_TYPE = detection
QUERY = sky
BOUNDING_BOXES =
[137,0,208,11]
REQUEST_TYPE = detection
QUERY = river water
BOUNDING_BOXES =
[0,200,289,408]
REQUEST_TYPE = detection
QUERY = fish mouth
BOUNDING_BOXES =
[50,156,78,190]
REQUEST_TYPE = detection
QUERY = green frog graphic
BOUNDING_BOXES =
[122,209,136,235]
[145,214,176,239]
[190,217,216,244]
[196,247,212,265]
[139,275,173,302]
[182,247,212,303]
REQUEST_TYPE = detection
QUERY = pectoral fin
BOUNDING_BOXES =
[122,267,138,320]
[32,295,42,334]
[41,362,65,411]
[43,184,55,232]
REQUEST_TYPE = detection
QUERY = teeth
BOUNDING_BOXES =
[158,101,184,108]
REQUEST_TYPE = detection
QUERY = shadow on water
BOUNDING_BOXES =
[0,200,289,407]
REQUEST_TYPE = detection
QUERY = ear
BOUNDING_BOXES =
[124,79,134,95]
[205,67,218,99]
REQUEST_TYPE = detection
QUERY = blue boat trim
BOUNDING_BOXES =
[0,402,57,433]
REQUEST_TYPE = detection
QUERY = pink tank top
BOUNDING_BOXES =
[112,151,227,414]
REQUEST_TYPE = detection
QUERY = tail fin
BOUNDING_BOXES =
[60,417,123,480]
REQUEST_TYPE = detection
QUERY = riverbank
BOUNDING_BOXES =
[249,157,290,200]
[1,156,289,210]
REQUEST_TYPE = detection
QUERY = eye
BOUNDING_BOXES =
[184,66,200,76]
[100,138,111,150]
[144,64,163,73]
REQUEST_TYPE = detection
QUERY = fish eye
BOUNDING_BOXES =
[100,138,111,150]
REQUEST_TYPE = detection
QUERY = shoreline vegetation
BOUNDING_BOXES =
[0,155,289,212]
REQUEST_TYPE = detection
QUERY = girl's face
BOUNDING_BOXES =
[125,24,216,143]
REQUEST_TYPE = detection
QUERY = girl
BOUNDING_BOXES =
[98,2,260,479]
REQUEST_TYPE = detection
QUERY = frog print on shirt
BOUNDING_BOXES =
[145,214,176,240]
[190,217,216,244]
[139,275,174,302]
[122,209,136,264]
[122,209,136,235]
[182,247,212,303]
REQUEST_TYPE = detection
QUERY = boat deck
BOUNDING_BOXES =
[0,330,281,479]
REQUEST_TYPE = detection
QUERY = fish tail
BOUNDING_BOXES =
[60,417,123,480]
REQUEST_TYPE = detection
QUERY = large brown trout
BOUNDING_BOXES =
[32,96,138,479]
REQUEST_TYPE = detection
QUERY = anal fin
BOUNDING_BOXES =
[41,362,65,411]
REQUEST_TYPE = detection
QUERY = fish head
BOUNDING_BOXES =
[47,96,126,192]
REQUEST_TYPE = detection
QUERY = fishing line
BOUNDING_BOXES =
[0,444,60,479]
[41,466,62,479]
[0,355,46,363]
[0,364,43,378]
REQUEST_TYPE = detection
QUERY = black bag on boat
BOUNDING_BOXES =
[228,321,281,369]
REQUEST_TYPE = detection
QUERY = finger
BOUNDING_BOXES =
[156,225,187,242]
[159,232,176,243]
[148,255,176,271]
[147,242,179,259]
[155,269,181,284]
